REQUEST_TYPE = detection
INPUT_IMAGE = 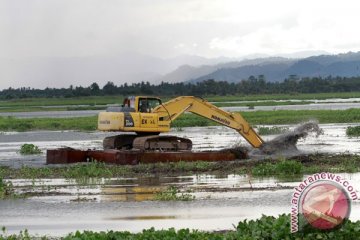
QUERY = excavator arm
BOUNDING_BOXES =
[153,96,264,148]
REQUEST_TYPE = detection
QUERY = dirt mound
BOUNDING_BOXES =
[249,121,323,159]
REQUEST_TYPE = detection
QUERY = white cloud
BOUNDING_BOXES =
[208,0,360,56]
[2,0,360,88]
[2,0,360,59]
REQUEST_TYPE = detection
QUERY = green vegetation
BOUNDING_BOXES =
[62,162,112,183]
[346,126,360,137]
[0,116,97,131]
[252,160,303,176]
[0,161,219,179]
[0,178,15,199]
[233,214,360,240]
[0,95,121,108]
[242,108,360,125]
[206,91,360,102]
[257,126,289,135]
[0,229,32,240]
[19,144,42,155]
[2,214,359,239]
[0,105,106,113]
[213,100,312,108]
[154,186,195,201]
[1,91,360,109]
[1,154,359,179]
[61,214,360,239]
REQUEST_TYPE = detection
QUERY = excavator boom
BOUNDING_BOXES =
[153,96,264,148]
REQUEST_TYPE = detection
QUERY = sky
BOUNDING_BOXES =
[1,0,360,88]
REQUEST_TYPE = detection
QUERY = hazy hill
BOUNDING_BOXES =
[191,62,292,83]
[190,52,360,83]
[158,57,292,83]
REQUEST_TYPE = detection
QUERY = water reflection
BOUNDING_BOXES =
[7,172,360,204]
[8,173,311,203]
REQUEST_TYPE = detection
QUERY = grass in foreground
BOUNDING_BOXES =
[1,214,360,239]
[60,215,360,240]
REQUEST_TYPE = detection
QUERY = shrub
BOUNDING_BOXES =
[346,126,360,137]
[0,178,15,199]
[154,186,194,201]
[275,160,303,175]
[19,144,42,155]
[257,126,289,135]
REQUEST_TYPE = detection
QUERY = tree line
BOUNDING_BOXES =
[1,76,360,99]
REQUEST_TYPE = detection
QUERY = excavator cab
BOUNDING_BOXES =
[104,96,161,113]
[137,97,162,113]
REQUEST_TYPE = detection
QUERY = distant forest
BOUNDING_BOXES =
[1,76,360,99]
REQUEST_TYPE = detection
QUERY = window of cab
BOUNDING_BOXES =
[138,98,161,113]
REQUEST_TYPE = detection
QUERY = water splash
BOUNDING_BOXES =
[250,121,323,159]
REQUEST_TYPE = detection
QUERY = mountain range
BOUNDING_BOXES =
[169,52,360,83]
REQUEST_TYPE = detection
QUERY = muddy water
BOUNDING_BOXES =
[250,121,323,157]
[1,173,360,236]
[0,123,359,168]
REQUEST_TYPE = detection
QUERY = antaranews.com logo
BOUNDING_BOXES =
[291,172,358,233]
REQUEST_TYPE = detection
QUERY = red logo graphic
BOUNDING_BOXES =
[301,182,351,230]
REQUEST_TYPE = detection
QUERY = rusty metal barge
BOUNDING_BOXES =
[46,148,244,165]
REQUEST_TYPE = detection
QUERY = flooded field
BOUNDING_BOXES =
[0,123,359,168]
[0,123,359,236]
[1,173,360,236]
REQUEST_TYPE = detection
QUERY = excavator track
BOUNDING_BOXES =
[103,134,192,151]
[133,135,192,151]
[103,134,138,150]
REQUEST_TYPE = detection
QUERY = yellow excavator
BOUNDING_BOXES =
[98,96,264,151]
